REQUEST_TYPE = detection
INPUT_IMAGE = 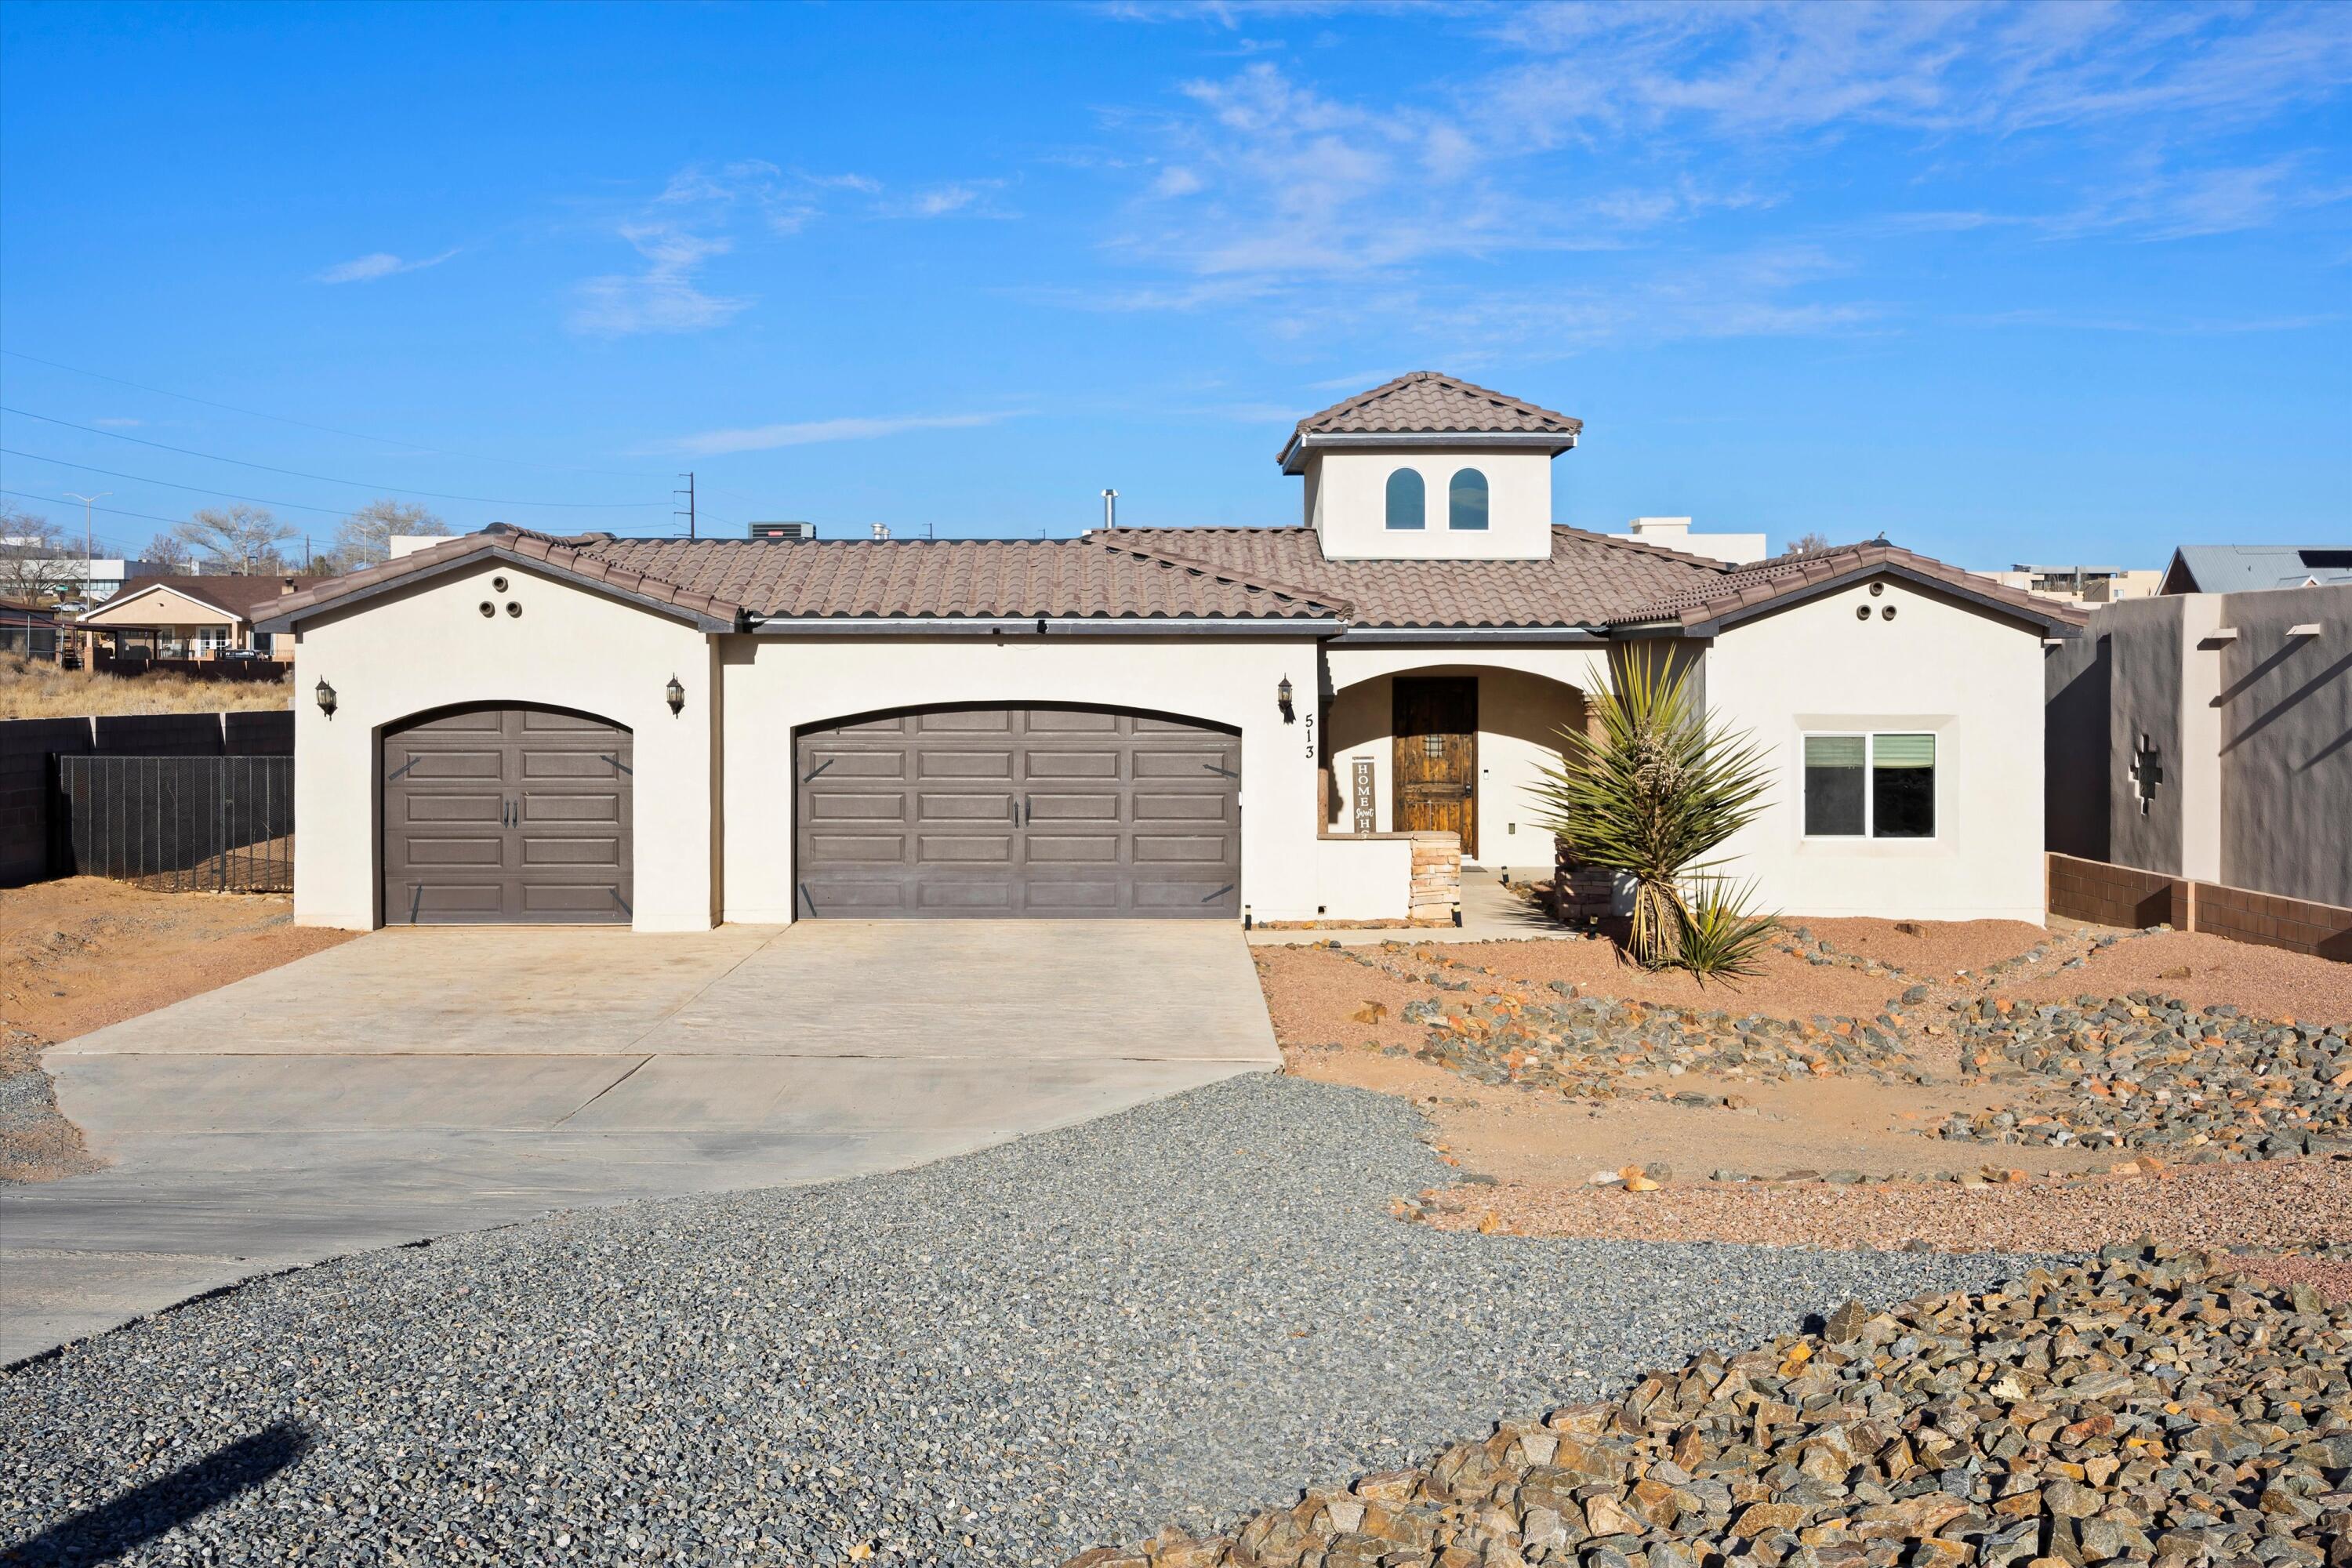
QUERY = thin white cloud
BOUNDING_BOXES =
[659,411,1014,457]
[91,416,143,428]
[568,226,749,337]
[317,249,458,284]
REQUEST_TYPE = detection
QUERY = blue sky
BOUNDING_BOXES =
[2,1,2347,568]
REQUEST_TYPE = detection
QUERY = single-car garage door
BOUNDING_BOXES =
[796,705,1240,919]
[381,704,633,925]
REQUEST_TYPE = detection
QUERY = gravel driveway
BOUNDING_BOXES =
[2,1076,2049,1566]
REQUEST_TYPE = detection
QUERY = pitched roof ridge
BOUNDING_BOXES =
[1551,524,1737,575]
[1094,537,1353,618]
[263,528,744,627]
[1295,370,1573,434]
[1608,539,2086,630]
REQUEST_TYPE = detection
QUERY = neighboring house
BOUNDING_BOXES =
[1986,565,2162,605]
[1,599,61,659]
[78,574,328,660]
[2158,545,2352,596]
[257,371,2082,933]
[1606,517,1769,565]
[2047,580,2350,911]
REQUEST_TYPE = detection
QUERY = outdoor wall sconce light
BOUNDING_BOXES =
[1277,675,1295,723]
[666,674,685,716]
[314,677,336,719]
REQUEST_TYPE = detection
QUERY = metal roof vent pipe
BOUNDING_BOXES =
[1102,488,1118,530]
[870,522,891,542]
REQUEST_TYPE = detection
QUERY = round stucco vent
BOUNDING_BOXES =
[1854,604,1871,621]
[491,575,510,593]
[478,601,495,618]
[1868,581,1885,597]
[505,601,523,618]
[1881,604,1897,621]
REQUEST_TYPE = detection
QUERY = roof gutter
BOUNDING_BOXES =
[745,615,1347,637]
[1279,429,1581,474]
[1330,626,1609,645]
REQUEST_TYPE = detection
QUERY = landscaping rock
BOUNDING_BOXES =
[1072,1243,2352,1568]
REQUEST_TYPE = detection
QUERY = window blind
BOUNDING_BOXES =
[1872,734,1935,769]
[1805,735,1865,769]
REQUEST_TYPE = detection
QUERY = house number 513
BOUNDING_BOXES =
[1302,709,1316,758]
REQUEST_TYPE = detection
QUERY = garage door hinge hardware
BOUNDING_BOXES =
[1203,763,1239,779]
[603,753,633,775]
[385,757,420,782]
[800,758,835,786]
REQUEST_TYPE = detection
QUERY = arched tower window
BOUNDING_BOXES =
[1448,468,1489,531]
[1385,468,1426,531]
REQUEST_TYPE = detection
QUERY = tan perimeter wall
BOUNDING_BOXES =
[289,560,721,931]
[2048,851,2352,961]
[1705,579,2049,922]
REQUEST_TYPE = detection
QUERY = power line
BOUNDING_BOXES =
[2,447,357,517]
[0,347,674,482]
[0,406,672,509]
[0,486,181,551]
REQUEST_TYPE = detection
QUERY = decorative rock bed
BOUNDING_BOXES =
[1069,1245,2352,1568]
[1942,994,2352,1159]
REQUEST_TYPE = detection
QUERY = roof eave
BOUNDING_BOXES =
[1278,429,1581,475]
[255,540,742,634]
[744,614,1346,637]
[1658,560,2088,638]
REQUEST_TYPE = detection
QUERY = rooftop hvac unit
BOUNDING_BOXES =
[749,521,817,542]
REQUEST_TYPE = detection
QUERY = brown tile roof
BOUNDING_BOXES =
[1610,541,2090,633]
[1280,372,1581,468]
[96,573,333,623]
[1096,524,1727,630]
[259,530,746,631]
[260,526,1347,628]
[576,535,1347,620]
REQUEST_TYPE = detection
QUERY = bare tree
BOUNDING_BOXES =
[0,504,84,604]
[141,532,194,574]
[175,505,296,575]
[1780,531,1834,558]
[332,497,448,572]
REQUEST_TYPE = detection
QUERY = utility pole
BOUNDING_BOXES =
[62,491,109,606]
[675,472,696,540]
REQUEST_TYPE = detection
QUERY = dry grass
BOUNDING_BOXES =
[0,657,291,719]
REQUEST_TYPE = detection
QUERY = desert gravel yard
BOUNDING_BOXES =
[0,1076,2045,1567]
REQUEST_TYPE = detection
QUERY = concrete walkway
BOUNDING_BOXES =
[1247,866,1593,948]
[2,921,1277,1365]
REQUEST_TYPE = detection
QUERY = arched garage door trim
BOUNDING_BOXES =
[794,702,1240,920]
[379,701,633,926]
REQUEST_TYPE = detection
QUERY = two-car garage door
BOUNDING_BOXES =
[796,705,1241,919]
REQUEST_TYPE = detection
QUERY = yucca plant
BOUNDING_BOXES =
[1526,648,1776,969]
[1672,877,1780,982]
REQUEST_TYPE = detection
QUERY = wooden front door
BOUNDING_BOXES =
[1392,677,1477,858]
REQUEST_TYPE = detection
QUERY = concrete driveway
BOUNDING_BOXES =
[1,921,1277,1365]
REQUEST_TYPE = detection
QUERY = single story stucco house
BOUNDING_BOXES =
[259,372,2082,931]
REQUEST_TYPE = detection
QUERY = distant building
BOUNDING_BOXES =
[1987,564,2161,605]
[750,521,818,542]
[1605,516,1767,565]
[2158,545,2352,595]
[0,545,165,605]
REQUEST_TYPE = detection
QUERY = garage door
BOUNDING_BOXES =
[795,705,1240,919]
[381,705,633,925]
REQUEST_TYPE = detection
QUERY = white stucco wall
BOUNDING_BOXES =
[1322,645,1605,867]
[1705,578,2049,922]
[1304,450,1555,561]
[287,561,721,932]
[719,633,1348,923]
